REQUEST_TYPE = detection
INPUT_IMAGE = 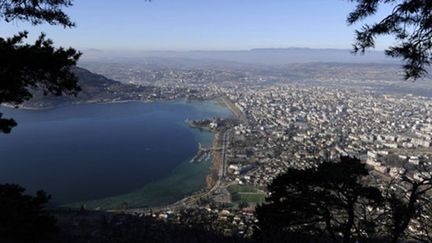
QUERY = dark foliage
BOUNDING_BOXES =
[255,156,432,242]
[50,209,250,243]
[0,0,80,133]
[255,157,383,243]
[383,176,432,243]
[0,32,81,133]
[0,0,74,27]
[348,0,432,80]
[0,184,57,242]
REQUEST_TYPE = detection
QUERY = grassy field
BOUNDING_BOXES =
[228,185,266,205]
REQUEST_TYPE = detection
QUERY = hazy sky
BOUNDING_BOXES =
[1,0,395,51]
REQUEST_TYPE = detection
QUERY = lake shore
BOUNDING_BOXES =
[215,96,247,123]
[2,98,237,210]
[136,98,240,211]
[1,98,154,111]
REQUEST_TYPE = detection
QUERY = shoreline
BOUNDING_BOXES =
[1,97,207,112]
[136,97,237,211]
[4,97,234,211]
[206,131,223,190]
[119,115,229,212]
[120,129,227,213]
[215,96,247,123]
[2,96,243,116]
[0,99,153,111]
[190,96,244,203]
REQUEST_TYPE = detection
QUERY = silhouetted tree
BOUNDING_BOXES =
[255,157,383,243]
[382,176,432,243]
[348,0,432,80]
[0,0,81,133]
[0,184,57,242]
[255,156,432,242]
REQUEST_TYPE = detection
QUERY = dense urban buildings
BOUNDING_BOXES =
[78,63,431,239]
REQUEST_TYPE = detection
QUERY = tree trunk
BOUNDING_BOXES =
[391,183,419,243]
[343,203,355,243]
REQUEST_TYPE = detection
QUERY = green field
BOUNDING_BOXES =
[228,185,266,204]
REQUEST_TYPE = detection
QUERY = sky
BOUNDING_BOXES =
[0,0,396,51]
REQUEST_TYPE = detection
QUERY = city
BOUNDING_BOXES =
[1,0,432,242]
[76,69,430,240]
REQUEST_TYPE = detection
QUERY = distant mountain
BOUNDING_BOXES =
[81,47,398,65]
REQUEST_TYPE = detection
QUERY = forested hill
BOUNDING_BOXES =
[73,66,121,88]
[22,67,151,108]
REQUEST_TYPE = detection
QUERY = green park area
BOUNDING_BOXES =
[227,185,266,205]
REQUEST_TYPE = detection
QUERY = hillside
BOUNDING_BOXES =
[23,67,150,108]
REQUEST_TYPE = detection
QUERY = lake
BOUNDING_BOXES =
[0,100,232,209]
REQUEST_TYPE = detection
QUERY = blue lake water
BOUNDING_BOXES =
[0,100,232,208]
